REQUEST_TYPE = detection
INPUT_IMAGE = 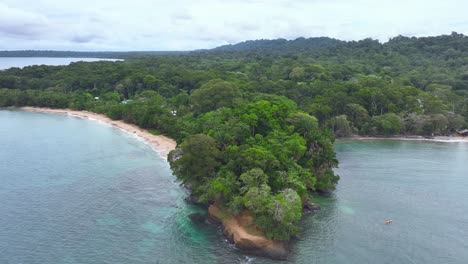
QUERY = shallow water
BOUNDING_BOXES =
[0,57,120,70]
[1,110,467,263]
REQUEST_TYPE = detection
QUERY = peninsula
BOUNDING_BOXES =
[1,33,467,259]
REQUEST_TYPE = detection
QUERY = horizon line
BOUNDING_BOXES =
[0,31,464,53]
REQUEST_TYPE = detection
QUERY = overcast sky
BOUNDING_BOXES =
[0,0,467,51]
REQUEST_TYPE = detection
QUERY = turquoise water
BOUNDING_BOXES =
[0,110,236,264]
[1,110,467,263]
[288,140,468,264]
[0,57,120,70]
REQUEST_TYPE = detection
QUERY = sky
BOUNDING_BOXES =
[0,0,468,51]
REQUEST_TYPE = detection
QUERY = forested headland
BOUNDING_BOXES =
[1,33,467,243]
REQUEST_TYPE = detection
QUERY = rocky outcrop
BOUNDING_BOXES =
[208,204,289,260]
[302,200,320,213]
[182,184,205,205]
[184,194,201,205]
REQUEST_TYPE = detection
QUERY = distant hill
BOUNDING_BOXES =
[201,32,468,59]
[206,37,343,53]
[3,33,468,59]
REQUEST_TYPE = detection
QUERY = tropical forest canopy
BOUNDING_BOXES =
[1,32,467,240]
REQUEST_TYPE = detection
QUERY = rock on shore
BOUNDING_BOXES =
[208,204,288,260]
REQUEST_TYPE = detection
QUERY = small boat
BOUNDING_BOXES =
[385,219,393,224]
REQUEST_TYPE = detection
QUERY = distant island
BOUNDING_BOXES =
[1,32,467,259]
[0,50,185,59]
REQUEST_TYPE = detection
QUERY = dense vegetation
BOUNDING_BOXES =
[1,33,468,240]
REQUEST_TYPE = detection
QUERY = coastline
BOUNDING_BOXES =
[18,107,177,158]
[341,135,468,143]
[15,106,286,259]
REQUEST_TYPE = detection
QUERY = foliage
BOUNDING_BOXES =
[190,79,241,114]
[2,32,468,240]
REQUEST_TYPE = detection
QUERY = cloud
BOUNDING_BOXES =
[171,11,193,22]
[0,3,50,39]
[71,34,102,43]
[0,0,467,51]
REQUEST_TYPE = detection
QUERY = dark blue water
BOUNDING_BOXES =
[1,110,467,264]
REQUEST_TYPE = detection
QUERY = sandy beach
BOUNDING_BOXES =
[20,107,177,158]
[345,135,468,143]
[12,107,468,158]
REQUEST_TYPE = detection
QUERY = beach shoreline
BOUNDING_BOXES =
[341,135,468,143]
[19,107,177,158]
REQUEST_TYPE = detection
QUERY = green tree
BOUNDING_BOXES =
[327,115,354,137]
[168,134,221,196]
[286,112,319,138]
[190,79,241,114]
[345,103,369,128]
[373,113,404,135]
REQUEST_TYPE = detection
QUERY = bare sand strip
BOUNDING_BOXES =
[344,135,468,143]
[20,107,177,158]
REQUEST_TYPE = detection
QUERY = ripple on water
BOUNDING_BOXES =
[1,111,468,264]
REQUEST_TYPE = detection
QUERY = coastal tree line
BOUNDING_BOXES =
[1,33,468,240]
[1,33,467,137]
